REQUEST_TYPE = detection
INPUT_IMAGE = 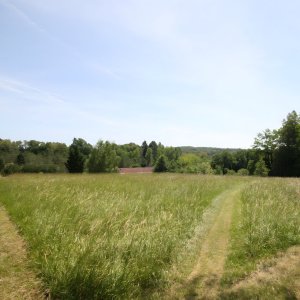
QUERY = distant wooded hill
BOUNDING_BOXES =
[180,146,242,156]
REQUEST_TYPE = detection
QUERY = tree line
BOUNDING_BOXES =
[1,111,299,177]
[210,110,300,176]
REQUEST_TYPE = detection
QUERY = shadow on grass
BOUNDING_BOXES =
[183,274,220,300]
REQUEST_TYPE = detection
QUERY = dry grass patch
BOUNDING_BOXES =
[0,206,44,300]
[221,246,300,299]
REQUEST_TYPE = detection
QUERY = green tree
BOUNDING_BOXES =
[163,147,181,172]
[149,141,158,162]
[273,111,300,176]
[211,151,235,174]
[145,148,153,166]
[0,139,20,164]
[154,155,168,172]
[253,128,278,172]
[66,138,92,173]
[254,158,269,177]
[233,150,249,171]
[140,141,148,167]
[87,141,120,172]
[0,158,4,172]
[16,153,25,165]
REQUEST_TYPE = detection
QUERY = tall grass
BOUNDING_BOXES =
[223,178,300,285]
[0,174,236,299]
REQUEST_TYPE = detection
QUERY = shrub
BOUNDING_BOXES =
[1,163,20,176]
[237,168,249,176]
[254,158,269,177]
[22,164,58,173]
[154,155,168,172]
[225,169,236,176]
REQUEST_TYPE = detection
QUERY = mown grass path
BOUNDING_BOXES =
[181,186,242,299]
[0,206,43,300]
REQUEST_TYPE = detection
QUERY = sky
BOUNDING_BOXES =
[0,0,299,148]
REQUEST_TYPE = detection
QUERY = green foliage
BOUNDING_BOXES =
[211,151,235,174]
[16,153,25,165]
[253,111,300,177]
[22,164,58,173]
[0,158,4,172]
[213,165,223,175]
[140,141,148,167]
[66,138,92,173]
[225,169,236,176]
[273,111,300,176]
[149,141,158,162]
[178,153,213,174]
[0,139,20,164]
[237,168,249,176]
[1,163,20,176]
[254,158,269,177]
[180,146,240,157]
[223,179,300,286]
[145,147,153,166]
[253,128,278,171]
[87,140,120,172]
[117,143,141,168]
[154,155,168,172]
[0,139,69,174]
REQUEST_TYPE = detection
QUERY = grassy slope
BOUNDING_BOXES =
[221,178,300,299]
[1,175,299,299]
[0,174,237,299]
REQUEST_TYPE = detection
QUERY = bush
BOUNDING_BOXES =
[237,168,249,176]
[1,163,20,176]
[225,169,236,176]
[213,166,223,175]
[154,155,168,172]
[22,164,58,173]
[254,158,269,177]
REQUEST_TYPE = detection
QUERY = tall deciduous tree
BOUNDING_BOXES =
[149,141,158,162]
[273,111,300,176]
[87,141,120,172]
[254,157,269,177]
[253,129,278,172]
[145,148,153,166]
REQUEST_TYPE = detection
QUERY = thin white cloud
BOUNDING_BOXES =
[0,77,66,105]
[1,0,120,80]
[0,75,120,127]
[1,0,45,33]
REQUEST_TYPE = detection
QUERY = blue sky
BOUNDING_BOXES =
[0,0,299,148]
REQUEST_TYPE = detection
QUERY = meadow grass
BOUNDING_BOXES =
[0,173,238,299]
[222,178,300,290]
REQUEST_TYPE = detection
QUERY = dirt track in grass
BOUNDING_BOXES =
[166,186,242,300]
[0,206,44,300]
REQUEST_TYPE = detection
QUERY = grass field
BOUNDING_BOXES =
[221,178,300,299]
[0,174,299,299]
